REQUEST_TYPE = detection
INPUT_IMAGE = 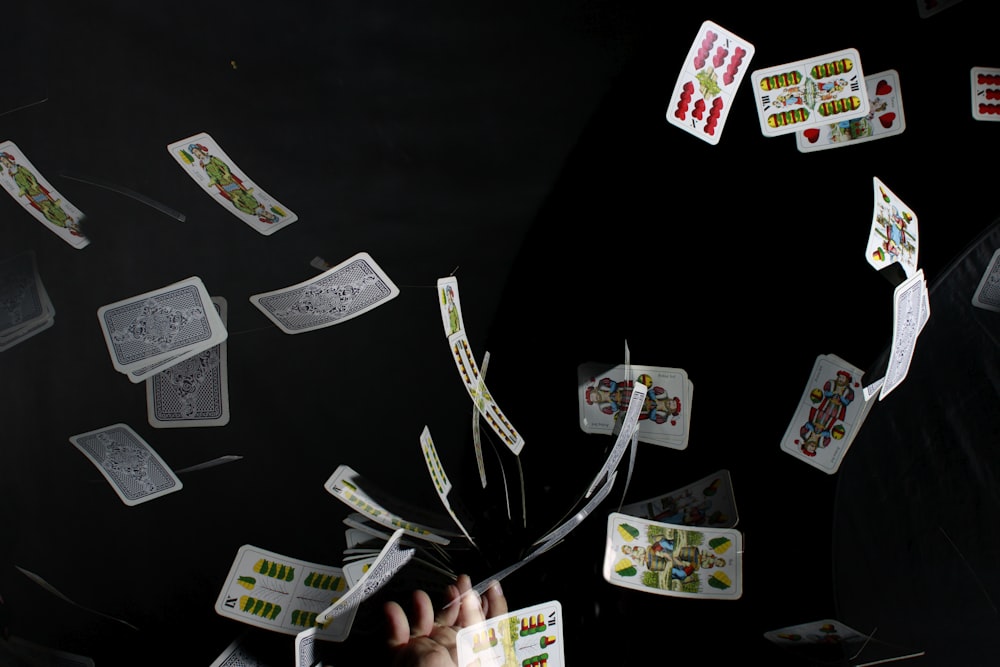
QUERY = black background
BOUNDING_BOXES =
[1,1,998,665]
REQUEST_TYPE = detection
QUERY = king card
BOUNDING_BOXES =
[456,600,565,667]
[69,423,183,506]
[215,545,356,641]
[796,69,906,152]
[750,48,869,138]
[866,176,919,279]
[250,252,399,334]
[603,512,742,599]
[167,132,297,234]
[620,469,739,528]
[970,67,1000,121]
[665,20,755,145]
[779,353,866,474]
[0,140,89,249]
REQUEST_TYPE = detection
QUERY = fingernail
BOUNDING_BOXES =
[491,581,502,596]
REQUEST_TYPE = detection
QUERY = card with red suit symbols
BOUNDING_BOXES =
[796,69,906,152]
[665,19,756,146]
[970,66,1000,121]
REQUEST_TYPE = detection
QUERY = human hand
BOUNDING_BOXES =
[383,574,508,667]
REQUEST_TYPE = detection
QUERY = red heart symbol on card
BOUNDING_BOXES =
[804,128,821,143]
[879,112,896,128]
[875,80,892,95]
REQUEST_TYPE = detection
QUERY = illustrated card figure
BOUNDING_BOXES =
[750,48,868,138]
[866,177,919,279]
[0,250,55,353]
[779,353,867,474]
[0,140,88,248]
[602,512,742,599]
[167,132,297,234]
[97,276,228,380]
[970,67,1000,121]
[797,69,906,152]
[620,469,739,528]
[972,247,1000,312]
[456,600,565,667]
[146,296,230,427]
[251,252,399,334]
[215,545,356,641]
[69,423,183,506]
[665,20,755,145]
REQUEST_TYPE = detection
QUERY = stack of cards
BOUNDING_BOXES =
[251,252,399,334]
[750,48,869,138]
[97,276,228,384]
[456,600,566,667]
[972,248,1000,312]
[779,353,874,474]
[0,251,55,353]
[665,20,756,145]
[602,512,743,599]
[0,140,89,249]
[69,423,183,506]
[970,67,1000,121]
[578,362,693,449]
[167,132,298,235]
[214,545,357,641]
[146,296,230,428]
[796,69,906,152]
[620,469,739,529]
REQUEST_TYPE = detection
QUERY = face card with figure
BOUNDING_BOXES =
[146,296,230,428]
[436,275,467,337]
[665,19,756,145]
[866,177,919,280]
[778,353,866,474]
[0,140,89,249]
[750,48,869,138]
[97,275,227,375]
[214,545,356,640]
[456,600,565,667]
[603,512,742,599]
[796,69,906,152]
[620,469,739,528]
[250,252,399,334]
[167,131,297,235]
[972,247,1000,311]
[68,423,183,506]
[970,67,1000,121]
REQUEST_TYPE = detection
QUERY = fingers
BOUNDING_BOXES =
[456,585,486,628]
[435,582,461,627]
[409,588,437,637]
[483,580,507,619]
[383,600,413,649]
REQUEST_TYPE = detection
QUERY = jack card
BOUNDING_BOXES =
[665,20,755,145]
[456,600,565,667]
[603,512,742,599]
[750,48,869,138]
[797,69,906,152]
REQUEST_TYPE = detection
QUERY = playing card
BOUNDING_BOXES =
[437,276,467,336]
[456,600,565,667]
[250,252,399,334]
[167,131,297,234]
[209,635,275,667]
[146,296,230,427]
[764,618,925,665]
[796,69,906,152]
[324,464,456,545]
[880,270,927,401]
[972,247,1000,311]
[0,140,89,249]
[315,528,414,624]
[419,426,476,545]
[620,469,739,528]
[0,250,55,353]
[69,423,183,506]
[603,512,742,599]
[779,353,867,474]
[918,0,964,18]
[665,20,755,145]
[97,275,227,375]
[971,67,1000,121]
[750,48,869,138]
[215,545,356,640]
[866,177,919,279]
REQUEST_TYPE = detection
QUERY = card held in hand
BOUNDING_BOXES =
[456,600,565,667]
[69,423,183,506]
[250,252,399,334]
